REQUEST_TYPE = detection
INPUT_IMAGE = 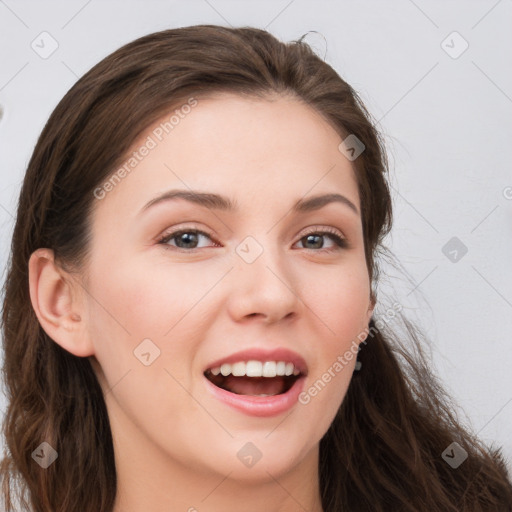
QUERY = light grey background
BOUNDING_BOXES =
[1,0,511,471]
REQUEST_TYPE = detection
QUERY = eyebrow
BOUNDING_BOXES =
[139,189,359,215]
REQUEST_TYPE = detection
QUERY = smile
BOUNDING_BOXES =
[203,349,308,417]
[205,360,302,396]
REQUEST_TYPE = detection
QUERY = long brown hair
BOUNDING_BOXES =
[1,25,511,512]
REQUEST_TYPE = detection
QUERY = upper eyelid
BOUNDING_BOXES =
[157,224,218,243]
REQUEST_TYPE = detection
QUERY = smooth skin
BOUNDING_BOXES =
[29,92,374,512]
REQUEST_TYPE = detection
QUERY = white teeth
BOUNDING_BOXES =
[231,362,246,376]
[262,361,277,377]
[208,360,301,378]
[246,360,263,377]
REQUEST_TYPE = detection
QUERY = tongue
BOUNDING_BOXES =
[222,376,287,396]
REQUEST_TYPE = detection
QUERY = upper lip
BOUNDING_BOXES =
[204,348,308,375]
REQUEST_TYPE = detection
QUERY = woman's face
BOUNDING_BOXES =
[84,93,373,483]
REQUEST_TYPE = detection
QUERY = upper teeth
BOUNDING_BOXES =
[210,361,300,378]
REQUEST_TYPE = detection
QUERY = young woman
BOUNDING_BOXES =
[1,25,511,512]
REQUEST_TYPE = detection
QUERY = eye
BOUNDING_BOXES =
[157,229,218,250]
[295,228,347,252]
[156,226,347,252]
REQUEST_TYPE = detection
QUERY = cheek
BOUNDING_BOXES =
[89,255,215,337]
[85,254,229,386]
[296,259,370,413]
[300,260,371,342]
[85,257,212,429]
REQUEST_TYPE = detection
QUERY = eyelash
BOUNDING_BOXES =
[156,226,348,253]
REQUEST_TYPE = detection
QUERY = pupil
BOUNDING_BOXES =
[177,232,198,248]
[305,234,323,249]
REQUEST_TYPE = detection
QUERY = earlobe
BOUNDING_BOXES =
[28,248,93,357]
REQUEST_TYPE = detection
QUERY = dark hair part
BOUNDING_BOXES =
[2,25,511,512]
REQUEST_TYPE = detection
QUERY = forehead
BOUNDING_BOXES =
[158,92,348,168]
[91,92,360,222]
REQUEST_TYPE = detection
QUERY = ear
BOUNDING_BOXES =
[366,293,376,324]
[28,248,94,357]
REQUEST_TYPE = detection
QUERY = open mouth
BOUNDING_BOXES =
[204,361,304,397]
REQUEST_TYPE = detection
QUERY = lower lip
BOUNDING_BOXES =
[204,375,306,417]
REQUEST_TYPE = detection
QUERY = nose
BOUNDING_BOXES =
[225,242,301,325]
